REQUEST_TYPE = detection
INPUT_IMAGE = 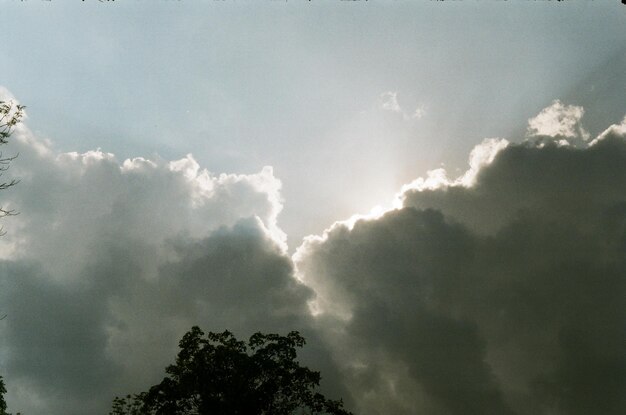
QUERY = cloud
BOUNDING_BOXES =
[591,115,626,146]
[380,91,426,120]
[527,99,589,142]
[296,114,626,415]
[412,103,426,120]
[0,107,323,414]
[380,91,402,113]
[2,90,625,415]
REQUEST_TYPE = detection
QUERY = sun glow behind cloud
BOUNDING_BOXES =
[293,102,624,330]
[294,108,626,415]
[1,83,626,415]
[0,0,624,412]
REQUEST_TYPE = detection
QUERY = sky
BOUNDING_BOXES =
[0,1,625,414]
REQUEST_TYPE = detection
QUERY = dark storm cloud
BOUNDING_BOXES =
[1,221,320,415]
[296,117,626,415]
[0,261,116,414]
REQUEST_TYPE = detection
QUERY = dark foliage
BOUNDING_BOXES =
[0,376,6,415]
[0,376,20,415]
[111,327,352,415]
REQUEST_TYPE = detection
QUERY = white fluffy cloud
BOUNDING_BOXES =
[527,99,589,142]
[0,101,322,414]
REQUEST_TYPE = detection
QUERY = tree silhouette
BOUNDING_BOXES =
[111,327,353,415]
[0,376,7,415]
[0,100,23,235]
[0,376,19,415]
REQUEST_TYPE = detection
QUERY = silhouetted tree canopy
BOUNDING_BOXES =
[111,327,353,415]
[0,376,7,415]
[0,376,19,415]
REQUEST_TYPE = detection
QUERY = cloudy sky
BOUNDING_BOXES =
[1,1,625,414]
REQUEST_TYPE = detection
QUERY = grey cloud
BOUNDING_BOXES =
[297,120,626,415]
[298,210,515,415]
[1,220,320,415]
[0,261,116,414]
[2,92,625,415]
[0,123,321,414]
[401,132,626,235]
